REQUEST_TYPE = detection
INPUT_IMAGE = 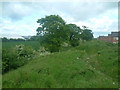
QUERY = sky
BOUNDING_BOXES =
[0,1,118,38]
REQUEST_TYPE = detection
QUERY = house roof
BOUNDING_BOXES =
[111,31,120,37]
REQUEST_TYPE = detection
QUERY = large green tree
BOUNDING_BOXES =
[66,24,82,47]
[36,15,94,52]
[36,15,68,52]
[81,26,94,41]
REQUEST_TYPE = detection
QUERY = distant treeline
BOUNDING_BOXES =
[1,36,40,42]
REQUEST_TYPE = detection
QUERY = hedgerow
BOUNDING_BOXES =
[2,44,35,74]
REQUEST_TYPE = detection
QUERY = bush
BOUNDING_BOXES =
[15,44,34,58]
[69,39,79,47]
[2,49,18,73]
[2,44,35,74]
[45,44,60,53]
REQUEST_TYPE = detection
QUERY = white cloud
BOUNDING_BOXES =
[2,2,33,21]
[1,17,38,38]
[0,2,118,38]
[67,8,118,37]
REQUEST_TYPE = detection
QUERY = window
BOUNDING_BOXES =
[113,37,118,40]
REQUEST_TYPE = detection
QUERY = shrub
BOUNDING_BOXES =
[69,39,79,47]
[45,44,60,53]
[15,44,34,58]
[2,49,18,73]
[2,44,35,74]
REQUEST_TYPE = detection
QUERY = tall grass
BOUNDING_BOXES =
[2,40,118,88]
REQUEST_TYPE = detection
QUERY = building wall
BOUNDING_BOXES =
[98,36,118,43]
[112,37,118,43]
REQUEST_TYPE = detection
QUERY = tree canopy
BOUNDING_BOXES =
[36,15,68,52]
[81,26,93,41]
[36,15,94,52]
[66,24,82,47]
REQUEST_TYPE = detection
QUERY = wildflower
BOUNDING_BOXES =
[86,57,90,60]
[77,57,79,59]
[113,82,115,85]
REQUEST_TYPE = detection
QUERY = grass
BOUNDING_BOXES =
[2,41,40,50]
[2,40,118,88]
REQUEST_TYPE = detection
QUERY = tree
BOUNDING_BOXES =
[36,15,94,52]
[2,37,8,42]
[36,15,68,52]
[81,26,94,41]
[66,24,82,47]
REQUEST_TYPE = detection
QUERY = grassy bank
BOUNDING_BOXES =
[2,40,118,88]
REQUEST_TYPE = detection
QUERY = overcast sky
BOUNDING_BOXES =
[0,1,118,38]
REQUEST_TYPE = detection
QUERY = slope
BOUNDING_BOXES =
[2,40,118,88]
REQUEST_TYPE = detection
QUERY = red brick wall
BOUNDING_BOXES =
[111,37,118,43]
[98,36,118,43]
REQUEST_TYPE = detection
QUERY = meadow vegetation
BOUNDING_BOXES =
[2,40,118,88]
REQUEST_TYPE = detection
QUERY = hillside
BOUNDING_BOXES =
[2,40,118,88]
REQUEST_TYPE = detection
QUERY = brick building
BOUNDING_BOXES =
[97,31,120,44]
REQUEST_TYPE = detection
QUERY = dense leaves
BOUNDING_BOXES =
[37,15,68,52]
[36,15,94,52]
[67,24,82,47]
[2,44,35,74]
[81,29,93,41]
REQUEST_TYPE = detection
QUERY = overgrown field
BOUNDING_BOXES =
[2,40,118,88]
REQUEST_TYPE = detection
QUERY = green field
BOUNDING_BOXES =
[2,40,118,88]
[2,41,40,50]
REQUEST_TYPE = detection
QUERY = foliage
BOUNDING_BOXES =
[29,36,40,41]
[1,37,8,42]
[36,15,68,52]
[36,15,94,52]
[81,27,93,41]
[2,44,35,74]
[66,24,82,47]
[2,37,25,42]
